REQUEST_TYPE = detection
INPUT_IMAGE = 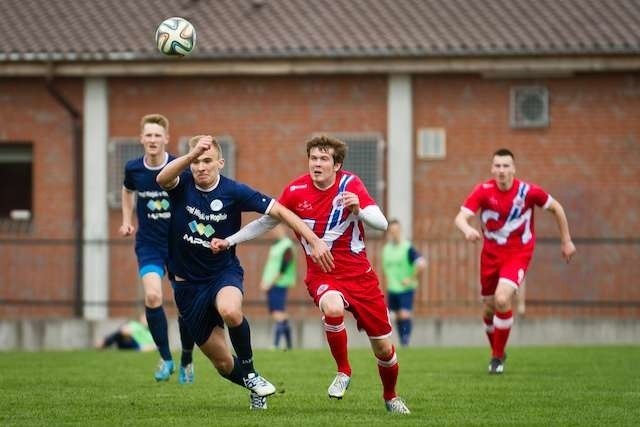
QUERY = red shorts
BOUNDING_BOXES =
[480,249,532,297]
[305,269,392,339]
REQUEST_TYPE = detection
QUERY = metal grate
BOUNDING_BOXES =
[329,133,385,205]
[107,139,144,208]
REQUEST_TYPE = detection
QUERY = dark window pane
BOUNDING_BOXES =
[0,143,33,219]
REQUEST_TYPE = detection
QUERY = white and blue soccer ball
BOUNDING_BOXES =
[155,17,196,57]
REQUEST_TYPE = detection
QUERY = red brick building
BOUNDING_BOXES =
[1,0,639,320]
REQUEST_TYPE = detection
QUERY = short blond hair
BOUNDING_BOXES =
[188,135,223,159]
[140,114,169,133]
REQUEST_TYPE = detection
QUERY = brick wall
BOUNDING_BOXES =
[1,73,638,318]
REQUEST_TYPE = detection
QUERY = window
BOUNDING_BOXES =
[510,86,549,128]
[178,136,236,179]
[0,143,33,226]
[417,128,447,159]
[321,133,385,205]
[107,139,144,208]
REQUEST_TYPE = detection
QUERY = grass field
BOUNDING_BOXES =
[1,346,639,426]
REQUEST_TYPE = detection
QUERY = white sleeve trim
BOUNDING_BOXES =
[357,205,388,231]
[226,215,279,247]
[460,206,475,216]
[263,199,276,215]
[543,195,554,210]
[164,175,180,191]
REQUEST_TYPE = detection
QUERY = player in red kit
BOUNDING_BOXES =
[454,148,576,374]
[212,135,410,414]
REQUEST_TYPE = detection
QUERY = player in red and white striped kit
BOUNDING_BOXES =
[455,148,576,374]
[213,135,410,414]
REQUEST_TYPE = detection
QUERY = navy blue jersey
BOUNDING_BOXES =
[167,173,274,282]
[123,153,175,251]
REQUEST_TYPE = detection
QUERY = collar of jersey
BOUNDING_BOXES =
[195,174,221,192]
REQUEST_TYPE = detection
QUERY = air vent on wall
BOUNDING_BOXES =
[510,86,549,128]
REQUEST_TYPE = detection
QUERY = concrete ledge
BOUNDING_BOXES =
[0,317,638,351]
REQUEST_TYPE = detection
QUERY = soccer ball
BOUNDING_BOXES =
[155,17,196,56]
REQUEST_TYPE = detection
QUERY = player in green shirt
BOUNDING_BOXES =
[97,314,155,351]
[381,219,426,347]
[260,224,297,350]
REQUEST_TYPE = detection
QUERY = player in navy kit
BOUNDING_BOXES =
[120,114,195,383]
[156,134,333,410]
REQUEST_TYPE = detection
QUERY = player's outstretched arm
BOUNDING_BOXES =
[156,135,212,189]
[547,199,576,263]
[268,202,334,272]
[211,215,278,254]
[454,208,482,242]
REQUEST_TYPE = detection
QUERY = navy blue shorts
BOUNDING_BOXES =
[267,286,289,312]
[135,244,167,277]
[387,289,415,312]
[172,264,244,346]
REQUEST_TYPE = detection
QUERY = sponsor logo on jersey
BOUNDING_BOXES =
[138,190,169,198]
[289,184,308,191]
[182,234,211,248]
[188,221,215,238]
[186,205,228,222]
[146,198,170,211]
[296,200,312,211]
[210,199,223,211]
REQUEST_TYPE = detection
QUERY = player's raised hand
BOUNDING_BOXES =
[561,240,576,263]
[192,135,213,156]
[119,223,135,237]
[309,238,334,272]
[341,191,360,215]
[210,237,229,254]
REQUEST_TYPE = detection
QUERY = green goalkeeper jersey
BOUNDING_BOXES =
[261,236,296,288]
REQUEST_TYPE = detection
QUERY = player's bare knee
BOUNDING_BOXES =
[144,292,162,308]
[372,340,394,359]
[494,295,512,312]
[322,304,344,317]
[219,308,243,327]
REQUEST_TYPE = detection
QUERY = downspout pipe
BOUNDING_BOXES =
[45,74,84,318]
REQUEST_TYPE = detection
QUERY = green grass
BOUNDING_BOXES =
[1,346,639,426]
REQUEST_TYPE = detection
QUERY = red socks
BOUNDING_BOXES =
[324,315,351,376]
[377,346,399,401]
[492,310,513,358]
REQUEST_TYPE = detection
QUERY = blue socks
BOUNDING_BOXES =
[397,318,412,347]
[228,317,254,375]
[274,320,292,349]
[145,305,172,361]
